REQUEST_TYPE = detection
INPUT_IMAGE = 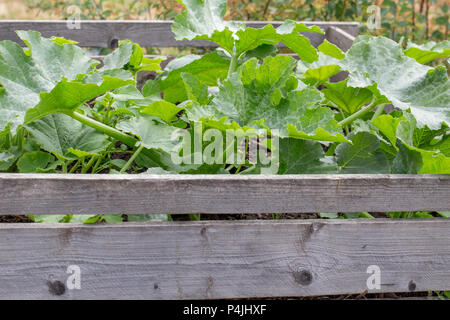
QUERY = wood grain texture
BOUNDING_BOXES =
[0,174,449,215]
[1,219,450,299]
[0,20,359,48]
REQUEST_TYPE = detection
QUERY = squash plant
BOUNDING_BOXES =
[0,0,449,223]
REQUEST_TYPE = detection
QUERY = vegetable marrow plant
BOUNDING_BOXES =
[0,1,449,197]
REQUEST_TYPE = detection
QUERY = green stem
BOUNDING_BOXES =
[371,103,386,120]
[338,102,378,127]
[66,111,137,148]
[61,160,68,174]
[103,98,113,125]
[338,109,349,135]
[69,160,81,174]
[235,137,249,174]
[92,156,103,174]
[227,47,238,79]
[120,144,145,173]
[82,155,97,174]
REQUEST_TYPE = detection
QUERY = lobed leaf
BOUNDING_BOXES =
[26,114,110,160]
[342,36,450,130]
[117,115,184,153]
[0,31,133,134]
[404,40,450,64]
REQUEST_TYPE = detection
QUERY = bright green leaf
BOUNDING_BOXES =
[343,36,450,130]
[404,40,450,64]
[117,115,184,153]
[336,132,390,173]
[140,100,184,123]
[17,151,54,173]
[26,113,110,160]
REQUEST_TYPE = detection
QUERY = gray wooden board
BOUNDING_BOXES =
[325,26,356,52]
[0,174,449,215]
[0,219,449,299]
[0,20,359,48]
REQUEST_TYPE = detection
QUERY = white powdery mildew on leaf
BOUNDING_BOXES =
[342,36,450,130]
[0,31,132,134]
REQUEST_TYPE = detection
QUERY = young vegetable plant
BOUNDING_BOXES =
[0,0,449,223]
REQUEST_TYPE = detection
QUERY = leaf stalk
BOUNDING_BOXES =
[66,111,137,147]
[338,101,378,127]
[227,47,238,79]
[120,144,145,173]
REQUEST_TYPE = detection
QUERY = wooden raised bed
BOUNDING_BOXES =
[0,21,449,300]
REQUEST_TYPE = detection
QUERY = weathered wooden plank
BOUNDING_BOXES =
[0,174,448,215]
[0,20,359,48]
[0,219,449,299]
[325,26,356,52]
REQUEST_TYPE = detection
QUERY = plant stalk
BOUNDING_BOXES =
[66,111,137,147]
[338,102,378,127]
[82,155,98,174]
[69,160,81,174]
[92,156,103,174]
[227,47,238,79]
[120,144,145,173]
[371,103,386,120]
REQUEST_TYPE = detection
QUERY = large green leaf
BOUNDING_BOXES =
[26,113,110,160]
[140,100,184,123]
[24,75,133,123]
[156,52,229,103]
[295,40,344,85]
[296,53,341,85]
[0,149,20,171]
[317,39,345,59]
[17,151,56,173]
[172,0,241,42]
[371,114,405,147]
[413,125,449,149]
[278,138,338,174]
[343,36,450,130]
[103,40,162,74]
[371,112,450,173]
[185,56,296,128]
[186,56,346,142]
[181,72,211,105]
[136,148,227,174]
[117,115,184,153]
[18,30,96,82]
[322,79,373,114]
[104,40,142,70]
[0,31,132,133]
[422,135,450,157]
[404,40,450,64]
[391,141,423,174]
[172,0,321,62]
[414,147,450,174]
[336,132,390,173]
[284,89,347,142]
[275,21,322,63]
[295,40,345,85]
[233,21,322,62]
